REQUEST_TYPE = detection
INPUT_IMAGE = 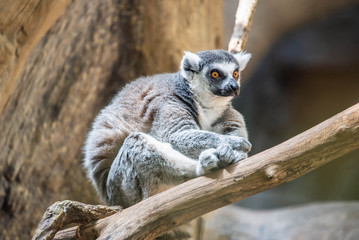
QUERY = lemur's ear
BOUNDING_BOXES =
[233,51,251,71]
[180,51,201,79]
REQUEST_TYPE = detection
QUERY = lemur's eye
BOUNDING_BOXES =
[211,71,219,78]
[233,70,239,78]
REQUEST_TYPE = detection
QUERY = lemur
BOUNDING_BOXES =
[84,50,251,235]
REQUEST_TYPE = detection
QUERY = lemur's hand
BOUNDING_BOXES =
[222,135,252,153]
[196,142,249,175]
[196,148,218,175]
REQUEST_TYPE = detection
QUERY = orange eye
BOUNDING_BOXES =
[211,71,219,78]
[233,70,239,78]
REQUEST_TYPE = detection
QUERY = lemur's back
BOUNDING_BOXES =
[84,73,178,201]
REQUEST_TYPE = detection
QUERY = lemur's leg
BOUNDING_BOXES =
[107,132,206,239]
[168,129,251,159]
[106,132,200,207]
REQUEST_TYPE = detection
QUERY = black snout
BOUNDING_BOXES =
[221,80,239,96]
[228,81,239,93]
[212,79,240,97]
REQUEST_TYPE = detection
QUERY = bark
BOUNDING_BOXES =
[33,201,121,240]
[51,103,359,239]
[0,0,223,239]
[0,0,71,112]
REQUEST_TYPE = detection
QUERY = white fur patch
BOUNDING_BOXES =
[180,51,201,79]
[233,51,251,71]
[143,134,198,177]
[209,62,239,78]
[196,96,231,130]
[184,51,201,66]
[189,67,233,130]
[189,76,231,130]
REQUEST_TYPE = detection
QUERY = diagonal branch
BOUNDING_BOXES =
[52,103,359,239]
[228,0,258,53]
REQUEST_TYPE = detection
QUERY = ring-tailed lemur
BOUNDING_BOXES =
[84,49,251,208]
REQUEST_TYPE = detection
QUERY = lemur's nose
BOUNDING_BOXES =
[229,81,239,93]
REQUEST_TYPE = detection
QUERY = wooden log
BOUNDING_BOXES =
[53,103,359,239]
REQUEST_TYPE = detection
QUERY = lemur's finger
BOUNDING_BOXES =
[232,151,247,163]
[197,148,219,175]
[226,136,252,152]
[216,144,234,167]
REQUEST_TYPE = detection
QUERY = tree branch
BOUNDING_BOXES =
[228,0,258,53]
[51,103,359,239]
[32,201,121,240]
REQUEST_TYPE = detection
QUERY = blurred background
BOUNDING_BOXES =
[225,0,359,209]
[0,0,358,238]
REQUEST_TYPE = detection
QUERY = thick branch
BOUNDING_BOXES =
[54,103,359,239]
[228,0,258,53]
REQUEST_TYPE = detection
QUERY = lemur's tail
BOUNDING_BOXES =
[83,113,128,203]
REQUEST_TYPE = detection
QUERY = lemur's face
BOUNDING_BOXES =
[203,62,240,97]
[180,50,251,98]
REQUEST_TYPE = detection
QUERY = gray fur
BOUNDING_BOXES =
[84,50,251,211]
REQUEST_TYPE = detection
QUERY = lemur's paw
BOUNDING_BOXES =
[196,143,250,176]
[216,144,248,167]
[216,144,235,167]
[224,136,252,153]
[196,148,219,175]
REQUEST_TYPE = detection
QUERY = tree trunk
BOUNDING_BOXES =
[0,0,223,239]
[0,0,72,111]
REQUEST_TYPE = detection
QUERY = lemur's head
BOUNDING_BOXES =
[180,50,251,97]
